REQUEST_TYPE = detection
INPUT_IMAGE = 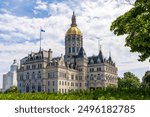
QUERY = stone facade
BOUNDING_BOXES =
[17,12,118,93]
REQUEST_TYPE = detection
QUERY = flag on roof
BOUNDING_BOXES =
[41,29,45,32]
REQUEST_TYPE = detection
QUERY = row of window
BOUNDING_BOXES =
[59,81,83,87]
[59,88,86,93]
[19,73,41,80]
[22,85,42,93]
[87,74,104,80]
[49,72,83,80]
[68,47,79,53]
[48,72,56,78]
[48,89,55,93]
[106,67,116,73]
[66,36,81,41]
[89,67,102,72]
[28,55,42,61]
[89,77,102,80]
[59,72,66,78]
[47,81,84,87]
[107,79,117,83]
[106,76,117,80]
[71,75,82,80]
[48,81,55,86]
[78,68,82,72]
[26,64,42,70]
[19,82,41,87]
[88,74,103,77]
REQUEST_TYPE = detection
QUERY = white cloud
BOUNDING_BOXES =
[0,8,11,14]
[0,0,149,88]
[34,0,48,11]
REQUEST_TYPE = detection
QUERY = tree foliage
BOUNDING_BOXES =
[118,72,140,89]
[5,86,18,93]
[110,0,150,61]
[0,87,150,100]
[142,71,150,85]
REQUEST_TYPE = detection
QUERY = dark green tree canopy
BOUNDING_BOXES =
[110,0,150,61]
[118,72,140,89]
[142,71,150,84]
[5,86,18,93]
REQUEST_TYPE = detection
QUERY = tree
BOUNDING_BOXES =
[118,72,140,89]
[142,71,150,84]
[5,86,18,93]
[110,0,150,61]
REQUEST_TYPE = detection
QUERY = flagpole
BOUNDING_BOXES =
[39,28,45,51]
[40,28,42,51]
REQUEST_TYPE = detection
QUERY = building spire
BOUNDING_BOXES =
[98,39,102,51]
[71,11,77,27]
[109,50,111,57]
[108,49,113,62]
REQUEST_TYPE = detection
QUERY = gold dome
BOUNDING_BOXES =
[66,26,82,35]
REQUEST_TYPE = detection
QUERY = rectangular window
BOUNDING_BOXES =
[26,65,30,70]
[48,72,55,78]
[48,89,50,93]
[48,73,50,78]
[59,81,61,85]
[90,68,94,72]
[32,73,35,79]
[32,65,36,69]
[79,76,82,80]
[38,73,41,79]
[75,83,78,86]
[71,82,74,86]
[80,83,82,87]
[65,81,66,86]
[71,75,74,80]
[48,81,50,86]
[79,68,82,72]
[76,75,78,80]
[97,67,101,71]
[77,47,79,52]
[69,48,71,53]
[53,89,55,92]
[72,47,75,53]
[26,74,29,79]
[53,81,55,86]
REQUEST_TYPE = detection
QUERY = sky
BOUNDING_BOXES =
[0,0,149,88]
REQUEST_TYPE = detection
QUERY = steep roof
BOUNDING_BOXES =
[77,47,87,58]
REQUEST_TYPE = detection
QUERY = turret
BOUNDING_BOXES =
[65,11,83,57]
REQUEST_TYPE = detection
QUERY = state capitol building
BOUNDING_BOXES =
[17,12,118,93]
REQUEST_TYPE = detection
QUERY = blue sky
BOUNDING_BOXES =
[0,0,62,18]
[0,0,149,88]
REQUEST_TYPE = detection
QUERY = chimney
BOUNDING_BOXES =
[48,49,52,60]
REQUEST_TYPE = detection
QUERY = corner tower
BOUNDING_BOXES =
[65,11,83,57]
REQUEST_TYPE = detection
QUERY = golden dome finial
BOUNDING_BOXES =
[71,11,77,27]
[66,11,82,35]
